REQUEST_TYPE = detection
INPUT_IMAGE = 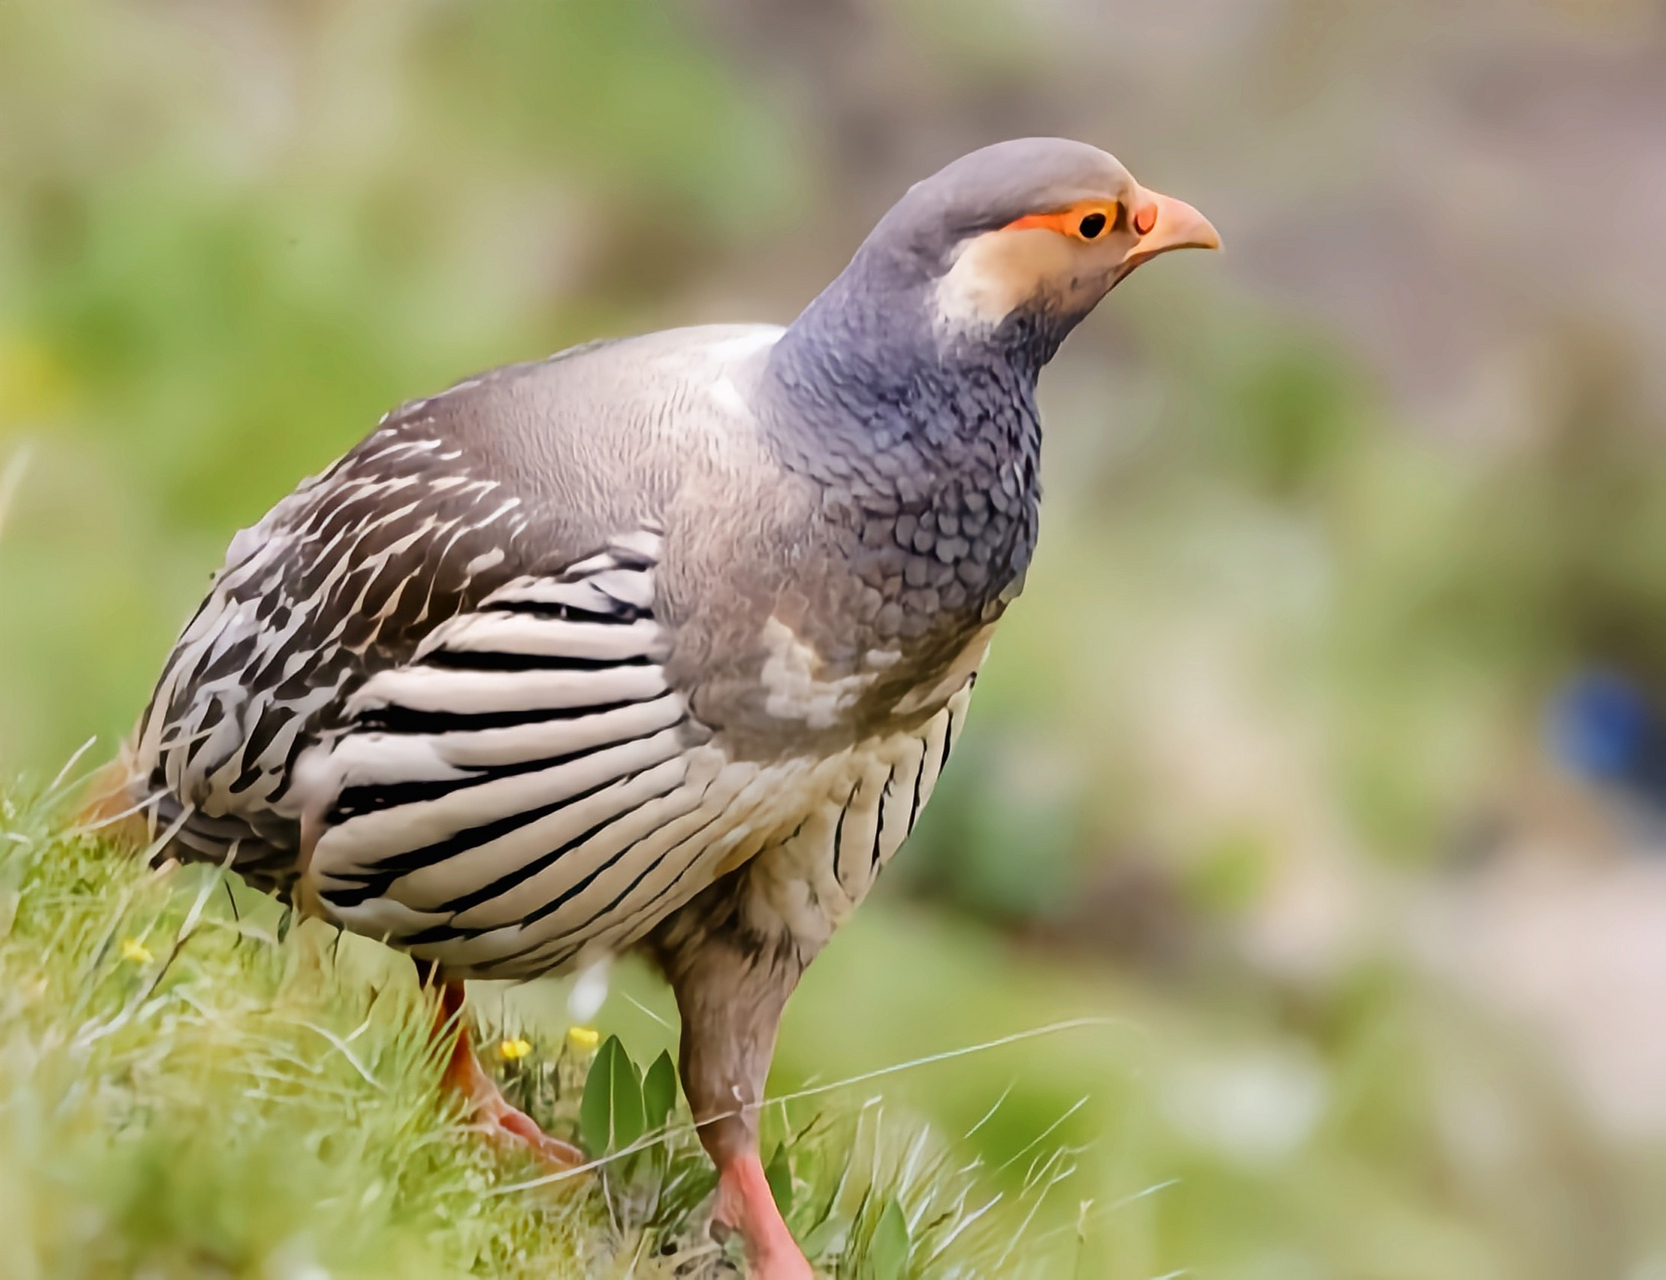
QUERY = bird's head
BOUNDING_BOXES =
[852,137,1220,357]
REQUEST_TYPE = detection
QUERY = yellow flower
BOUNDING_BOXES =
[566,1025,600,1052]
[0,335,73,427]
[497,1037,532,1061]
[120,938,154,965]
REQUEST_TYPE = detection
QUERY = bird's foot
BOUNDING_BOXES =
[465,1077,587,1169]
[435,983,585,1171]
[713,1151,813,1280]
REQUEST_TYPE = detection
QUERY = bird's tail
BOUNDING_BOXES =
[77,747,302,902]
[75,741,153,850]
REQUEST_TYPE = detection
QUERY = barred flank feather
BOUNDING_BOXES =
[127,324,981,982]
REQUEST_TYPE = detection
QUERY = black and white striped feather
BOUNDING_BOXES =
[131,402,548,892]
[128,325,981,982]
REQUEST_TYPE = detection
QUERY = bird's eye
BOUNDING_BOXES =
[1078,212,1107,239]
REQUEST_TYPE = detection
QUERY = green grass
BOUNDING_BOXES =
[0,785,1061,1280]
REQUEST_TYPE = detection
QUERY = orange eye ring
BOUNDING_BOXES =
[1001,201,1122,242]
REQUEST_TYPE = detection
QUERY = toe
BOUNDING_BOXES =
[485,1100,586,1169]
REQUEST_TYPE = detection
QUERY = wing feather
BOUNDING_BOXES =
[305,531,767,975]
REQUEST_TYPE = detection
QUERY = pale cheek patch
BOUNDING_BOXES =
[932,228,1076,334]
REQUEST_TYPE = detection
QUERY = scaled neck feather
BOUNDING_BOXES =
[758,248,1056,634]
[760,248,1055,503]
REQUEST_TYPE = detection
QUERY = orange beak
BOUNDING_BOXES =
[1122,188,1221,266]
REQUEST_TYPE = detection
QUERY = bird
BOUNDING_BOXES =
[113,138,1218,1277]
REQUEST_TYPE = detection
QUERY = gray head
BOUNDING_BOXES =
[763,138,1219,527]
[785,138,1220,372]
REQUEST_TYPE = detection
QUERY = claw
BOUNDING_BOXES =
[435,982,584,1170]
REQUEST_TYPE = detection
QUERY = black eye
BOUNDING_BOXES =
[1078,212,1106,239]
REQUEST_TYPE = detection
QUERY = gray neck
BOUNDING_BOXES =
[761,245,1058,497]
[758,248,1056,631]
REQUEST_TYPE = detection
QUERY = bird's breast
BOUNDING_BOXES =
[718,667,978,949]
[734,566,998,729]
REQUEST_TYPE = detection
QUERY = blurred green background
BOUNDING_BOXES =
[5,0,1666,1276]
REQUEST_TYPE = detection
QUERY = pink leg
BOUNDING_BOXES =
[435,982,585,1169]
[651,870,819,1277]
[713,1150,814,1280]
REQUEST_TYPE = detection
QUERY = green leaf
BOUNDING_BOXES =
[868,1196,910,1280]
[798,1213,845,1261]
[579,1035,645,1155]
[642,1049,677,1131]
[764,1141,794,1218]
